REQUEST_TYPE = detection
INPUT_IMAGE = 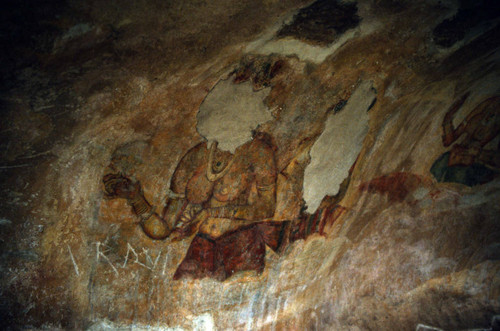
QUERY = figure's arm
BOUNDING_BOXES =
[474,97,500,169]
[102,174,178,239]
[142,144,209,238]
[137,194,186,240]
[103,143,205,240]
[442,92,470,146]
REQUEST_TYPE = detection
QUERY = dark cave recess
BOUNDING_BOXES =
[277,0,360,46]
[433,0,500,48]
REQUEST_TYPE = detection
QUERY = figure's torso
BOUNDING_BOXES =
[185,141,256,207]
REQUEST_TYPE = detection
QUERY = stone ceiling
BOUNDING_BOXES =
[1,0,499,329]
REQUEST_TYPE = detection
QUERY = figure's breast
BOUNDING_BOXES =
[213,160,251,202]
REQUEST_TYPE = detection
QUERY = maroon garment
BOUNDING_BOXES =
[173,222,286,281]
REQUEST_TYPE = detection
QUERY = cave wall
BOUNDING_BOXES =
[1,0,499,330]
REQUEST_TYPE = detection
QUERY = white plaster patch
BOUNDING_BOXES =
[303,81,376,212]
[196,79,272,153]
[246,30,359,64]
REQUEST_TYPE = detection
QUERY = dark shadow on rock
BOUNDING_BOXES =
[277,0,360,46]
[432,0,500,48]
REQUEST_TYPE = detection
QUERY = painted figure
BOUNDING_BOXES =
[103,79,286,281]
[431,93,500,186]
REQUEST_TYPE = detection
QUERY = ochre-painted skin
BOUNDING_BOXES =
[169,136,277,237]
[104,135,284,280]
[184,143,252,206]
[442,95,500,168]
[121,137,277,238]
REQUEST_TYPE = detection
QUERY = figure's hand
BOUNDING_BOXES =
[103,173,141,200]
[173,208,208,237]
[177,203,203,228]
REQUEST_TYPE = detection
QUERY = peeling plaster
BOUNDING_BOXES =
[303,81,376,212]
[196,79,273,153]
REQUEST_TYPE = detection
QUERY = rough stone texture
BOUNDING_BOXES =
[1,0,499,330]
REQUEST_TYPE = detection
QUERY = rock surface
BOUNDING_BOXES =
[0,0,499,330]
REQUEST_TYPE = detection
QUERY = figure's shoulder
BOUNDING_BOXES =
[176,142,208,167]
[184,141,208,157]
[247,132,276,154]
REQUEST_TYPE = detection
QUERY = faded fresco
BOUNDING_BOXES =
[1,0,500,330]
[431,93,500,186]
[100,55,373,282]
[103,78,287,281]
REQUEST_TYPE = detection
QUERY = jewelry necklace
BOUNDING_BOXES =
[206,141,236,182]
